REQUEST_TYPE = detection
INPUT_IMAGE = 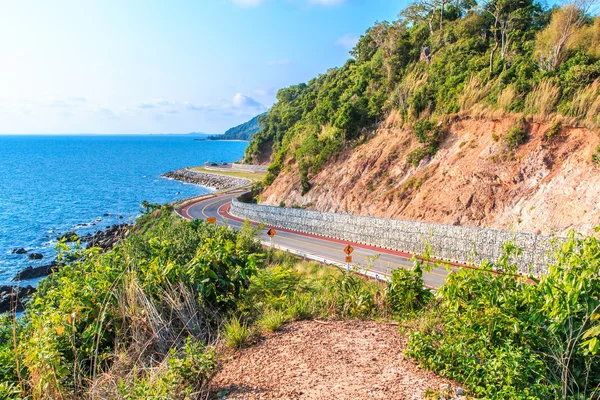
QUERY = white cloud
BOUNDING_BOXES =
[232,93,264,110]
[232,0,267,7]
[336,33,360,50]
[268,58,292,66]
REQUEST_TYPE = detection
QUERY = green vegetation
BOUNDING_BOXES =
[406,238,600,399]
[1,203,599,399]
[593,144,600,166]
[505,117,529,149]
[545,119,563,141]
[208,113,265,141]
[246,0,600,194]
[0,206,263,399]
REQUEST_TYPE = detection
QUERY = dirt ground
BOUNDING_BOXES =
[210,320,460,400]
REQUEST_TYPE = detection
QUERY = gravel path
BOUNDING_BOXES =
[210,320,460,399]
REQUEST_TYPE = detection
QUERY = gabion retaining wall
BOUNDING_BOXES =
[231,199,564,276]
[231,163,268,173]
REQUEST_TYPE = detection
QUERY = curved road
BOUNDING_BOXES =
[178,192,455,288]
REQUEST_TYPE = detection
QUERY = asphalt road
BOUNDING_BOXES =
[181,192,455,288]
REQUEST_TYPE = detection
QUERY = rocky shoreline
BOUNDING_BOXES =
[162,168,250,190]
[2,223,131,314]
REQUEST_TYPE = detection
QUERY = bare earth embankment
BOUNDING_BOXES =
[210,320,458,400]
[261,116,600,236]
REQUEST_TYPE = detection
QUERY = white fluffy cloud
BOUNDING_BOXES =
[232,93,264,110]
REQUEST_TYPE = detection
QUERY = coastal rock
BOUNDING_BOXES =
[162,168,250,191]
[11,248,28,255]
[58,231,79,242]
[12,262,59,281]
[82,223,131,251]
[0,285,36,313]
[28,253,44,260]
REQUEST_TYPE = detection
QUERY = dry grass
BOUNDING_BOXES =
[524,80,561,118]
[191,167,266,182]
[459,76,493,112]
[567,79,600,128]
[497,85,518,112]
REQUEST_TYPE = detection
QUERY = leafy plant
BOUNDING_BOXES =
[223,317,250,350]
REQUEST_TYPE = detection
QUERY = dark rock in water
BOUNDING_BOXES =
[28,253,44,260]
[83,224,131,251]
[58,231,79,242]
[103,213,110,217]
[11,248,28,255]
[0,285,36,313]
[12,261,59,281]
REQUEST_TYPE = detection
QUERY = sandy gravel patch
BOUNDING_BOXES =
[210,320,458,399]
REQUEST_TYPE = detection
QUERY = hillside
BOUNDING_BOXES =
[246,0,600,235]
[209,113,265,141]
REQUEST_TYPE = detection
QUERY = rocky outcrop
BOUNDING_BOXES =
[163,168,250,190]
[0,285,36,313]
[28,253,44,260]
[11,248,28,255]
[82,223,131,251]
[12,262,59,281]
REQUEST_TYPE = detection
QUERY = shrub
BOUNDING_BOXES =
[593,145,600,167]
[505,118,529,149]
[406,148,428,167]
[545,120,562,141]
[407,235,600,399]
[387,263,432,316]
[223,317,250,349]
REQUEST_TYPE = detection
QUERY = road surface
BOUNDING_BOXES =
[179,192,456,288]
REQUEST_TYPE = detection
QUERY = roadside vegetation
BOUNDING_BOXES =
[0,205,598,398]
[245,0,600,194]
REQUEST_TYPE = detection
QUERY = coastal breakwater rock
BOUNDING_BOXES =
[163,168,250,191]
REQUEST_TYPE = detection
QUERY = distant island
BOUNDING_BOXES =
[207,113,265,141]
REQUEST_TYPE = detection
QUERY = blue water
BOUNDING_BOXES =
[0,135,247,284]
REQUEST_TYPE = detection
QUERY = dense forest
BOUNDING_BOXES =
[208,113,264,141]
[245,0,600,193]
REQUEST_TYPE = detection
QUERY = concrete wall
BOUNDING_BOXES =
[230,199,564,276]
[231,163,268,173]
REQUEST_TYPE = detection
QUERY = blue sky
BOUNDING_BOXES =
[0,0,402,134]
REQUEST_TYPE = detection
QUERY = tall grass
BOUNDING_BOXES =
[459,76,493,112]
[567,79,600,127]
[223,317,249,349]
[524,80,561,118]
[497,85,517,112]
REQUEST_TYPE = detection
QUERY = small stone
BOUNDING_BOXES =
[456,387,465,396]
[28,253,44,260]
[11,248,27,254]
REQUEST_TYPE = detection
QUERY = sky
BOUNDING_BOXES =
[0,0,403,134]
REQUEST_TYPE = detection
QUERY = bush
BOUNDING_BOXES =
[223,317,250,349]
[407,235,600,399]
[505,118,529,149]
[593,145,600,167]
[545,120,562,141]
[0,210,264,397]
[387,263,432,316]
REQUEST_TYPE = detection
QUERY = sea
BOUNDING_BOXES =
[0,135,247,285]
